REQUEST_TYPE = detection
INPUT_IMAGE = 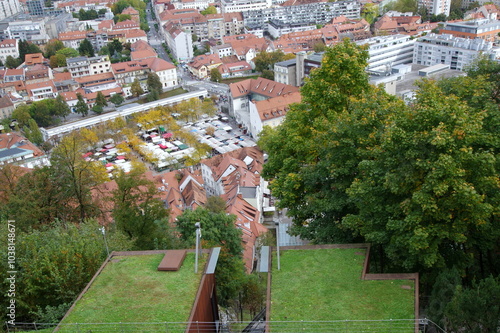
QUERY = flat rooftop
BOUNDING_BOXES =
[58,252,205,331]
[270,248,415,322]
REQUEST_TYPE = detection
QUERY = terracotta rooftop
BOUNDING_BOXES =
[254,91,302,121]
[229,77,299,99]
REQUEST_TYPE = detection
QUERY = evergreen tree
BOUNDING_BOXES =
[78,39,95,57]
[109,94,124,105]
[54,94,71,119]
[75,93,89,116]
[147,72,163,94]
[95,91,108,107]
[5,55,21,69]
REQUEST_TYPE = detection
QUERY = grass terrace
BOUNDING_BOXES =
[58,253,205,331]
[270,248,415,322]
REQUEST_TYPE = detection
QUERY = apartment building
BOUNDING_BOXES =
[440,19,500,42]
[413,33,500,71]
[418,0,450,16]
[4,19,49,45]
[171,0,211,10]
[66,55,111,78]
[220,0,271,13]
[0,0,21,21]
[0,39,18,63]
[26,80,57,101]
[243,1,361,32]
[357,34,416,72]
[164,22,193,62]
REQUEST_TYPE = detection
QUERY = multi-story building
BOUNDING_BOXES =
[45,13,72,39]
[164,22,193,62]
[111,58,177,97]
[171,0,210,10]
[0,38,18,63]
[0,0,21,21]
[26,0,44,16]
[357,34,416,72]
[413,33,500,71]
[0,132,49,168]
[248,91,301,139]
[223,12,245,36]
[274,58,297,86]
[25,64,54,85]
[440,19,500,42]
[220,0,271,13]
[26,80,57,101]
[243,1,361,32]
[187,53,223,79]
[3,68,24,82]
[4,19,49,45]
[418,0,450,16]
[66,55,111,78]
[228,77,299,129]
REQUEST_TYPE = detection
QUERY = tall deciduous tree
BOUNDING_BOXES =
[23,118,43,145]
[44,39,64,58]
[130,78,144,97]
[147,72,163,94]
[210,68,222,82]
[109,93,124,105]
[112,168,169,249]
[50,132,108,221]
[54,94,71,119]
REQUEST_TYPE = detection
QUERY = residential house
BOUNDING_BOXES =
[113,19,140,31]
[125,29,148,44]
[122,6,140,23]
[218,59,252,78]
[74,72,117,92]
[24,64,53,85]
[222,34,271,64]
[58,30,88,49]
[0,95,14,119]
[248,91,301,138]
[187,53,223,79]
[228,77,299,129]
[24,53,46,67]
[53,71,79,92]
[25,80,57,101]
[0,132,49,168]
[3,68,24,83]
[373,12,422,35]
[0,39,18,64]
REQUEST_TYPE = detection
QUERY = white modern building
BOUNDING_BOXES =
[357,34,416,72]
[418,0,451,16]
[413,33,500,71]
[0,0,21,21]
[221,0,271,13]
[66,55,111,78]
[164,22,194,62]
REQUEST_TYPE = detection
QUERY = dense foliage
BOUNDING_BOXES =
[259,39,500,330]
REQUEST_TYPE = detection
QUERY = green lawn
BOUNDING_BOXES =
[270,248,415,322]
[59,253,204,330]
[136,88,188,104]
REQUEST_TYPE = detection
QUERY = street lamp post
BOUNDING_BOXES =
[100,226,110,257]
[275,221,280,271]
[194,222,201,273]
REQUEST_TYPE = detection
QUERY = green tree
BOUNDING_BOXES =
[108,39,124,57]
[445,276,500,333]
[92,104,103,114]
[75,93,89,117]
[44,39,64,58]
[95,91,108,107]
[344,79,500,270]
[109,93,124,105]
[78,38,95,57]
[175,207,245,305]
[465,55,500,103]
[130,78,144,97]
[54,94,71,119]
[50,132,108,222]
[18,40,42,62]
[11,104,33,128]
[114,13,131,23]
[50,54,67,68]
[23,118,43,145]
[112,168,169,249]
[259,39,376,243]
[361,3,379,24]
[147,72,163,94]
[29,99,59,127]
[200,5,217,15]
[205,195,226,213]
[5,55,21,69]
[0,219,133,322]
[56,47,80,58]
[210,68,222,82]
